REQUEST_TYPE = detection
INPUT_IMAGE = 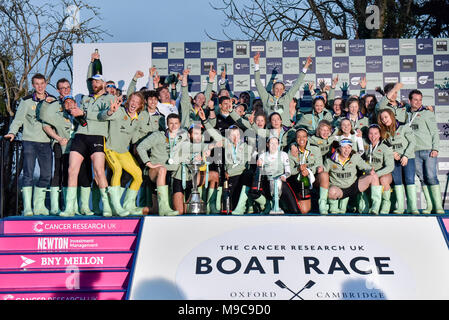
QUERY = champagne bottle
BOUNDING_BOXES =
[75,113,87,127]
[250,165,262,195]
[221,179,232,215]
[92,49,103,75]
[298,171,310,199]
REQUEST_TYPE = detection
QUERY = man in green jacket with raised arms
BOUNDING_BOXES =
[253,53,313,127]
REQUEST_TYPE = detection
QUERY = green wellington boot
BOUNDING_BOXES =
[99,188,113,217]
[405,184,419,214]
[338,197,349,214]
[123,189,144,215]
[369,185,382,215]
[429,184,445,214]
[49,187,61,215]
[157,185,179,216]
[232,187,249,215]
[33,186,49,216]
[253,194,269,214]
[206,188,220,215]
[107,186,130,217]
[60,187,77,217]
[421,185,433,214]
[91,185,102,215]
[318,187,329,215]
[393,185,405,214]
[328,199,340,214]
[357,192,370,214]
[22,186,34,216]
[79,187,94,216]
[380,189,392,214]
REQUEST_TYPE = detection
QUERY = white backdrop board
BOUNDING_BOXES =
[128,216,449,300]
[72,42,152,96]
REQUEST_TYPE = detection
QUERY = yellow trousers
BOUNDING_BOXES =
[105,147,143,191]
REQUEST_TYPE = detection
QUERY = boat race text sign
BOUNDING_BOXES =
[129,216,449,300]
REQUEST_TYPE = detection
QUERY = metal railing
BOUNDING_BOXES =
[0,138,22,218]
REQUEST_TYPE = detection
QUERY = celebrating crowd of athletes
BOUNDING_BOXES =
[4,50,445,216]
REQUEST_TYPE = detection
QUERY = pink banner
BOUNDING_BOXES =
[0,235,136,252]
[0,291,125,300]
[2,219,140,235]
[443,218,449,233]
[0,271,129,289]
[0,252,133,270]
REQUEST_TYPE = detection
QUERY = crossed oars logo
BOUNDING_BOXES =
[275,280,316,300]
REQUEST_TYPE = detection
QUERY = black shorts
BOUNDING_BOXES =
[287,175,311,200]
[339,179,360,199]
[71,134,105,158]
[172,178,193,199]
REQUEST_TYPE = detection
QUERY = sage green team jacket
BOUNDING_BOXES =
[384,124,415,160]
[362,140,394,177]
[136,129,189,172]
[308,133,336,158]
[407,107,439,152]
[8,93,55,143]
[39,99,74,154]
[324,152,373,189]
[75,93,113,137]
[295,109,334,136]
[375,95,408,124]
[254,68,306,127]
[98,107,142,154]
[203,119,253,177]
[288,142,323,176]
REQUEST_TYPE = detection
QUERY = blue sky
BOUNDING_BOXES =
[92,0,236,43]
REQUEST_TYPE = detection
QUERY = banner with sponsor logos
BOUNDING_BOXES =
[72,39,449,208]
[128,216,449,300]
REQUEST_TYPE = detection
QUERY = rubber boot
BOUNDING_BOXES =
[206,188,219,215]
[328,199,340,214]
[91,185,102,215]
[232,186,249,215]
[318,187,329,215]
[405,184,419,214]
[33,187,49,216]
[421,185,433,214]
[60,187,77,217]
[429,184,445,214]
[357,192,370,214]
[157,185,179,216]
[79,187,94,216]
[369,185,382,215]
[49,187,60,215]
[22,186,33,216]
[380,189,392,214]
[253,194,268,214]
[108,186,130,217]
[393,185,405,214]
[338,197,349,214]
[99,188,113,217]
[123,189,144,215]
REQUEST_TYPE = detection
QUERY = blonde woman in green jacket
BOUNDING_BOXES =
[361,125,394,214]
[378,109,417,214]
[99,92,148,216]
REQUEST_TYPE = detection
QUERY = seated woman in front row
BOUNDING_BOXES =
[323,139,381,214]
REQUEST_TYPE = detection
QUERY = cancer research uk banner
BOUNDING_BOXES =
[129,216,449,300]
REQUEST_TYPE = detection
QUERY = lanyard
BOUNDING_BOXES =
[369,141,380,165]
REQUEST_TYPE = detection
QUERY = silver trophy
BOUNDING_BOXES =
[269,176,284,215]
[185,161,207,215]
